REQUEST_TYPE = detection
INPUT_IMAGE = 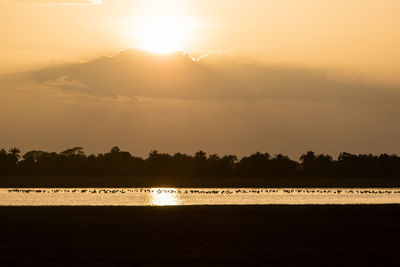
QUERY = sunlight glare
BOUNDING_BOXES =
[150,188,181,206]
[134,15,188,54]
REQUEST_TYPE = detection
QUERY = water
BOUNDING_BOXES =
[1,188,400,206]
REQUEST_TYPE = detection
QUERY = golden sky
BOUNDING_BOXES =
[1,0,400,84]
[1,0,400,157]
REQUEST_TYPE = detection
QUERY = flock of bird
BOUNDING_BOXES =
[6,188,400,195]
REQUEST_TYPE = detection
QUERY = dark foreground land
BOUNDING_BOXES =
[1,176,400,188]
[1,205,400,266]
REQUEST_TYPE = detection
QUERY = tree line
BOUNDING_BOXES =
[0,147,399,177]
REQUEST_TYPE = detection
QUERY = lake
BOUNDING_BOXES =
[1,188,400,206]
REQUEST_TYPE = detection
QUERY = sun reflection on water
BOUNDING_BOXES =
[150,188,181,206]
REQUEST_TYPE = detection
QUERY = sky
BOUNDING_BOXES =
[1,0,400,82]
[0,0,400,158]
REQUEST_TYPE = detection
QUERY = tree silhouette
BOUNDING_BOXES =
[0,147,399,178]
[9,147,20,161]
[300,151,333,177]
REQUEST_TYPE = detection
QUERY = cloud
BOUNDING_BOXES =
[2,49,400,158]
[9,0,103,5]
[28,49,400,104]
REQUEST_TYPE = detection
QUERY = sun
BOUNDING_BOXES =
[134,15,188,54]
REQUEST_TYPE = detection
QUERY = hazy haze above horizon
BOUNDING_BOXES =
[1,0,400,158]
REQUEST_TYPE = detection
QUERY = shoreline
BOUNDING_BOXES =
[1,176,400,188]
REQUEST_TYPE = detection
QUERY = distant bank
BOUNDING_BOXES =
[1,148,400,179]
[1,176,400,188]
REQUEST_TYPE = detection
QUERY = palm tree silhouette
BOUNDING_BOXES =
[9,147,21,159]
